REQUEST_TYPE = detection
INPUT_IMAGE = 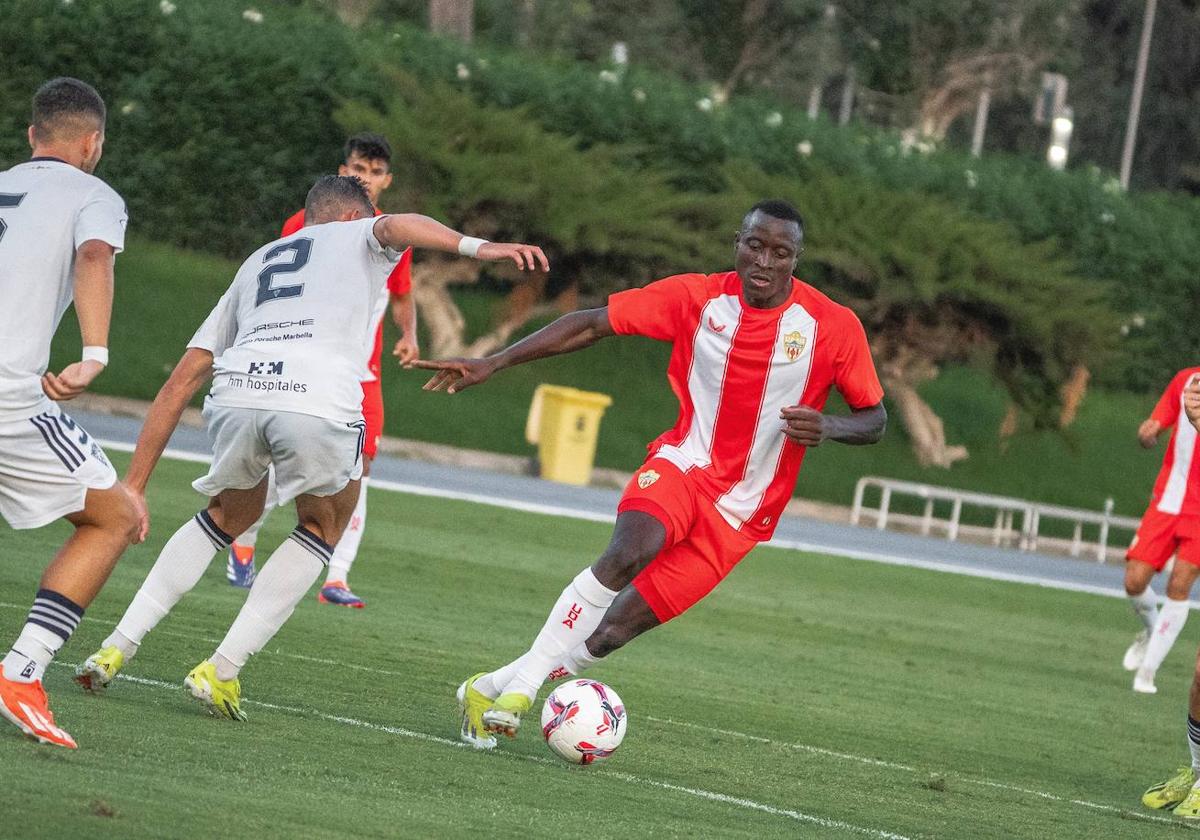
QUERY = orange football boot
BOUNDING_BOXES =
[0,664,77,748]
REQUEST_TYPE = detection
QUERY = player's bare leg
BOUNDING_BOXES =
[320,455,371,608]
[77,480,268,692]
[1136,561,1200,694]
[3,484,137,748]
[190,480,361,720]
[227,470,278,588]
[470,512,663,738]
[1124,559,1160,674]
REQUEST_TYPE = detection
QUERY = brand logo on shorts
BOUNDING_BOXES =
[783,331,806,362]
[638,470,660,489]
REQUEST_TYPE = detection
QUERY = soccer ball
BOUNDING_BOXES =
[540,679,627,765]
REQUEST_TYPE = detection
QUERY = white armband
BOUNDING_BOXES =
[82,346,109,367]
[458,236,489,258]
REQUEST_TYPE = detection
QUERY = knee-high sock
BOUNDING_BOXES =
[560,641,601,677]
[1142,598,1190,673]
[1130,587,1160,633]
[2,590,85,683]
[327,477,368,584]
[498,568,619,701]
[212,526,330,681]
[105,512,232,657]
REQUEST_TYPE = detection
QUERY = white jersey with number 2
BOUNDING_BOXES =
[0,158,127,421]
[188,217,401,424]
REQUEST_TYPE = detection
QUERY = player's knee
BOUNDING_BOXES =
[1125,564,1149,596]
[1167,571,1197,601]
[108,492,140,545]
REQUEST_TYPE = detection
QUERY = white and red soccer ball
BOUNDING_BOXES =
[540,679,627,765]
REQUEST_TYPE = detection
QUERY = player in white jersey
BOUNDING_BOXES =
[0,78,139,749]
[76,175,548,720]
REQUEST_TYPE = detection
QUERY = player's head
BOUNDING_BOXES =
[734,199,804,308]
[305,174,375,224]
[28,77,108,174]
[338,132,392,207]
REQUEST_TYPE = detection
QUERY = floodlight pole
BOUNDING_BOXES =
[1119,0,1157,191]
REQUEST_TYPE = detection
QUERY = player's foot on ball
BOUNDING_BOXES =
[456,673,497,750]
[317,580,365,608]
[1124,630,1150,672]
[0,665,77,748]
[482,692,532,738]
[74,645,125,694]
[184,661,246,721]
[1143,767,1196,810]
[1133,667,1158,694]
[226,542,256,588]
[1174,783,1200,820]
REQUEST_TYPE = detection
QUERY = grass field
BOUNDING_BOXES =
[1,453,1197,838]
[50,238,1169,519]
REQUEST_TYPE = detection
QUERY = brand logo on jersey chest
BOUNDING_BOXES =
[783,331,806,362]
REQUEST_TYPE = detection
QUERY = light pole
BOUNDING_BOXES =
[1119,0,1158,190]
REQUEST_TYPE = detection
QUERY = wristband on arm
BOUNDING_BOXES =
[457,236,489,258]
[82,346,109,367]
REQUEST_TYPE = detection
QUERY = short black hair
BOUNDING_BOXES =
[305,174,374,222]
[31,77,106,143]
[742,199,804,238]
[344,132,391,165]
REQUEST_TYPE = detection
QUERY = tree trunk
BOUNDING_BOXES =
[1058,364,1090,428]
[410,255,480,359]
[328,0,377,27]
[878,351,968,468]
[430,0,474,42]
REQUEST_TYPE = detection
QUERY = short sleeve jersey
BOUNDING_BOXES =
[0,158,127,419]
[188,217,400,422]
[608,271,883,541]
[1146,367,1200,516]
[281,208,412,382]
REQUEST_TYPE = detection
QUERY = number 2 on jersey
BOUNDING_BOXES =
[256,238,313,307]
[0,193,27,244]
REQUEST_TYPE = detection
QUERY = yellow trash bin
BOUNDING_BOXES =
[525,384,613,485]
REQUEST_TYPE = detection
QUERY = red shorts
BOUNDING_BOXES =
[619,458,758,622]
[361,380,384,461]
[1127,505,1200,571]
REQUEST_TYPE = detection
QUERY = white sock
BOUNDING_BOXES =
[560,641,600,677]
[474,653,533,699]
[105,512,232,658]
[212,525,330,681]
[500,568,619,701]
[2,590,85,683]
[327,477,367,584]
[1130,587,1160,633]
[1142,598,1191,673]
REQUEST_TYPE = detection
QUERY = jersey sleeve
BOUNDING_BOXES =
[387,248,413,296]
[187,289,239,357]
[363,216,402,265]
[1150,370,1192,427]
[833,309,884,409]
[607,274,699,342]
[74,183,127,253]
[280,209,305,237]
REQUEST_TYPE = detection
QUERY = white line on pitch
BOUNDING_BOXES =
[63,667,911,840]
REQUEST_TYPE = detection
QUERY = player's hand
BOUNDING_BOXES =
[123,483,150,544]
[1184,380,1200,430]
[41,360,105,401]
[781,405,827,446]
[1137,418,1163,449]
[393,336,420,366]
[411,357,498,394]
[476,242,550,272]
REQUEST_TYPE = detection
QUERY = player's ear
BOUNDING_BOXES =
[26,125,35,151]
[381,172,393,192]
[337,163,350,177]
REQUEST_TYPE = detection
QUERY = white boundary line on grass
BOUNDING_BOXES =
[56,666,911,840]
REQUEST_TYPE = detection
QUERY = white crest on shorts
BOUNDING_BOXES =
[637,470,660,489]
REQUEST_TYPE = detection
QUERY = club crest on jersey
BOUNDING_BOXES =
[783,330,806,362]
[637,470,660,489]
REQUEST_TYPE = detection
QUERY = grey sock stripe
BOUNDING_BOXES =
[290,526,333,565]
[194,511,233,549]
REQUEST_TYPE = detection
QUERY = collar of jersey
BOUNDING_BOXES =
[27,156,69,165]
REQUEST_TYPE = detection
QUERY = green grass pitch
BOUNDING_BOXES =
[0,454,1194,838]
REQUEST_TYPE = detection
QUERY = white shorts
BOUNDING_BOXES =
[193,403,365,504]
[0,401,118,530]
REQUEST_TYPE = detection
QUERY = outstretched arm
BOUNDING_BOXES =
[780,401,887,447]
[372,214,549,273]
[124,348,214,540]
[412,307,615,394]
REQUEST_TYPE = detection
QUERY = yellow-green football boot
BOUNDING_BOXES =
[74,645,125,694]
[1174,783,1200,820]
[482,692,532,738]
[1142,767,1196,810]
[184,660,246,721]
[456,673,497,749]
